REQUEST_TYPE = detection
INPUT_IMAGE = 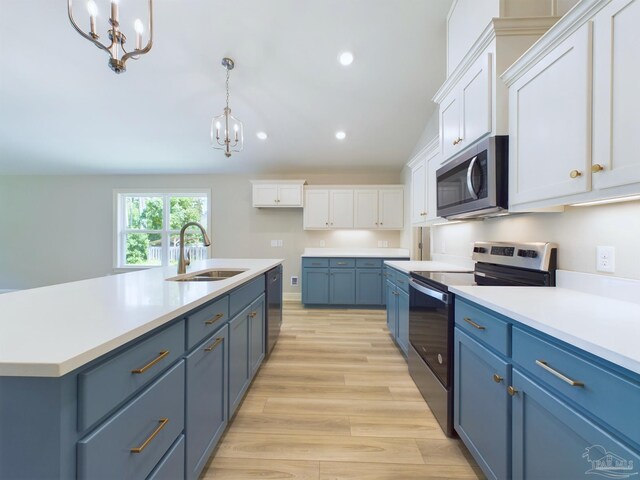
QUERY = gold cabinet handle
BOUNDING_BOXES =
[337,262,347,265]
[591,164,604,173]
[205,313,224,325]
[493,374,503,383]
[131,351,169,374]
[248,311,257,318]
[463,317,486,330]
[420,211,427,216]
[453,137,462,146]
[130,418,169,453]
[507,386,518,396]
[569,170,582,179]
[204,337,223,352]
[535,360,584,387]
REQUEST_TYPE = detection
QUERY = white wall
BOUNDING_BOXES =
[431,201,640,279]
[0,173,402,293]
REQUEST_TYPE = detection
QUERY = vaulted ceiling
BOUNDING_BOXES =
[0,0,452,174]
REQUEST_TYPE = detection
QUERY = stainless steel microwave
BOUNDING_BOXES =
[436,136,508,220]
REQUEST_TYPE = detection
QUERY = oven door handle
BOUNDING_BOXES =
[409,278,448,303]
[466,156,479,200]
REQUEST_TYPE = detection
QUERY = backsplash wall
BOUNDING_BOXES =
[430,200,640,280]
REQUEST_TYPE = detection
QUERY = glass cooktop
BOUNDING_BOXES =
[411,271,476,289]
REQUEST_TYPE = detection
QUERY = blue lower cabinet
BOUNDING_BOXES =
[249,294,266,377]
[186,326,228,480]
[228,307,250,418]
[454,328,510,480]
[511,368,640,480]
[385,280,397,337]
[147,434,185,480]
[397,288,409,355]
[302,268,329,304]
[77,361,185,480]
[356,268,383,305]
[329,268,356,304]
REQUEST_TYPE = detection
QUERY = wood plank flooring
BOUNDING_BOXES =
[203,302,484,480]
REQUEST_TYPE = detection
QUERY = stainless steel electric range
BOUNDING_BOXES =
[408,241,558,437]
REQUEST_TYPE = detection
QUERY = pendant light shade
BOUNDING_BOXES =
[211,58,243,157]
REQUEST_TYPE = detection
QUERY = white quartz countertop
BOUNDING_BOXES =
[302,248,410,258]
[449,286,640,376]
[0,258,283,378]
[384,260,474,274]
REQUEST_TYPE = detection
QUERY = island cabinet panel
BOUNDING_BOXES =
[384,268,409,356]
[229,275,266,318]
[78,320,186,432]
[186,325,228,480]
[228,306,250,418]
[453,297,640,480]
[77,361,185,480]
[329,268,356,305]
[454,328,510,480]
[249,294,266,377]
[186,296,229,349]
[511,369,640,480]
[385,279,398,337]
[147,435,185,480]
[396,288,409,354]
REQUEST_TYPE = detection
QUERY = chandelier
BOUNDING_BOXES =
[211,58,244,157]
[67,0,153,74]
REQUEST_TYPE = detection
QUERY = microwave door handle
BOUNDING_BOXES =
[409,278,448,303]
[466,156,479,200]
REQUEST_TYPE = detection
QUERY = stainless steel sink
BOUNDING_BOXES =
[167,268,247,282]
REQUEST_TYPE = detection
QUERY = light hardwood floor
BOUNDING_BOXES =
[203,302,484,480]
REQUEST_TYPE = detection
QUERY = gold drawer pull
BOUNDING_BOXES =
[591,164,604,173]
[493,374,503,383]
[131,351,169,374]
[249,311,257,318]
[205,313,224,325]
[569,170,582,179]
[536,360,584,387]
[337,262,348,265]
[130,418,169,453]
[204,337,223,352]
[463,317,486,330]
[507,386,518,396]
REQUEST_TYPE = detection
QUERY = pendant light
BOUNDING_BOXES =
[67,0,153,74]
[211,58,243,157]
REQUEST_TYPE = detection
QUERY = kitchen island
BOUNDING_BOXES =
[0,258,283,480]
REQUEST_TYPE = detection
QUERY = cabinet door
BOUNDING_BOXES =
[186,327,228,480]
[378,189,404,229]
[511,368,640,480]
[228,310,249,418]
[509,23,592,206]
[253,184,279,206]
[356,269,382,305]
[277,185,303,206]
[411,160,427,225]
[303,190,329,229]
[461,52,492,150]
[354,189,379,229]
[440,92,461,161]
[592,0,640,190]
[426,150,444,222]
[329,269,355,305]
[302,268,329,304]
[385,281,398,337]
[329,190,354,228]
[249,295,265,377]
[397,289,409,355]
[454,328,510,480]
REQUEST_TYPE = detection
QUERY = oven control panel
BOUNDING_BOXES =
[472,241,557,271]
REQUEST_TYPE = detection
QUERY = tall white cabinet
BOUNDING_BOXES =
[409,139,447,226]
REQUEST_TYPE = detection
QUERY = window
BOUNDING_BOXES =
[114,190,211,268]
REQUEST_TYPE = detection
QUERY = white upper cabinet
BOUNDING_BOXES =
[592,0,640,191]
[330,190,355,228]
[440,93,462,161]
[409,139,447,226]
[354,190,379,229]
[503,0,640,209]
[377,189,404,230]
[410,158,427,225]
[251,180,306,207]
[304,188,354,229]
[303,190,330,228]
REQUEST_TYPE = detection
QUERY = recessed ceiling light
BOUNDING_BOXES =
[338,51,354,66]
[256,131,268,140]
[335,131,346,140]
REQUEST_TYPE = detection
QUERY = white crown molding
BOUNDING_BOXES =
[250,179,307,185]
[407,136,439,169]
[304,184,404,190]
[434,16,560,103]
[502,0,610,85]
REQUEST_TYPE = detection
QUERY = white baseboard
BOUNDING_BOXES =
[284,292,302,302]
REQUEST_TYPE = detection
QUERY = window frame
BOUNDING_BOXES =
[113,189,212,270]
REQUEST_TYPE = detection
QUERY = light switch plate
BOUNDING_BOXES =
[596,246,615,273]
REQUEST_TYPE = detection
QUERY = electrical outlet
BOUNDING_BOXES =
[596,246,615,273]
[277,240,283,247]
[290,276,299,286]
[270,240,278,247]
[377,240,383,247]
[319,240,325,247]
[383,241,389,247]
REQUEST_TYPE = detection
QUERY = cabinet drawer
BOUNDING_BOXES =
[77,361,185,480]
[455,300,509,356]
[302,258,329,268]
[356,258,382,268]
[513,327,640,444]
[186,296,229,349]
[395,272,410,293]
[383,266,396,284]
[229,275,265,318]
[330,258,355,268]
[147,434,185,480]
[78,320,185,431]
